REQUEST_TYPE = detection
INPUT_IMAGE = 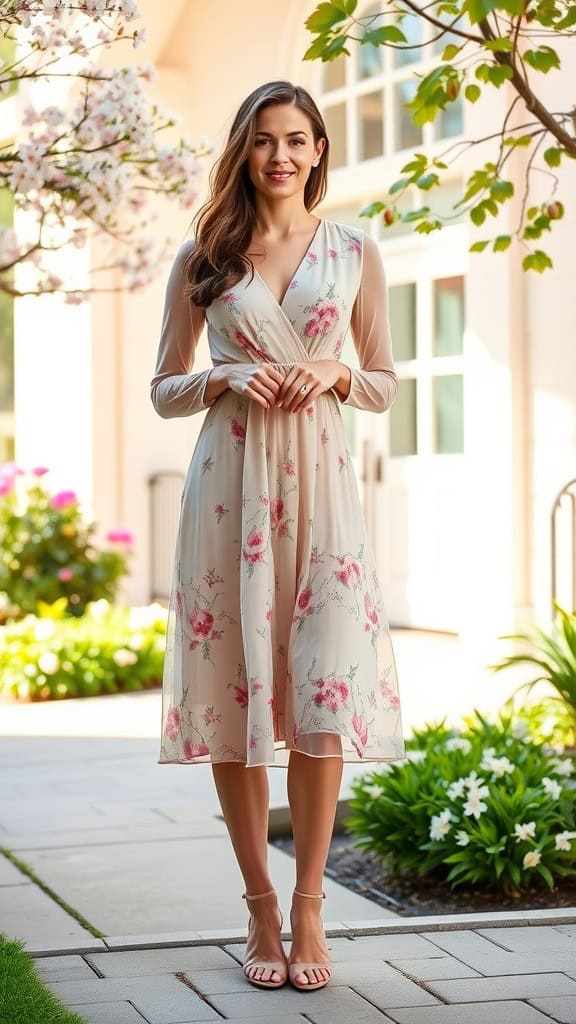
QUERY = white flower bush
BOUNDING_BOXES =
[346,707,576,894]
[1,1,212,299]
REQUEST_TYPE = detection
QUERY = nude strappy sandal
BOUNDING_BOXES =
[288,890,332,991]
[241,889,287,989]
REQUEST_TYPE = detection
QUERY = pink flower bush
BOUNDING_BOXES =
[50,490,77,509]
[106,528,134,545]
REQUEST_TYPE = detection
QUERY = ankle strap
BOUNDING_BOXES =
[293,889,326,899]
[242,889,276,901]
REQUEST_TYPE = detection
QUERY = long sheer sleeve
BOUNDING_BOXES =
[150,240,216,418]
[336,233,398,414]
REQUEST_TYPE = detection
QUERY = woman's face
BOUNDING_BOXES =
[246,102,326,201]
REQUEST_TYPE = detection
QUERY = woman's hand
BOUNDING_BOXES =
[225,363,286,410]
[276,360,342,413]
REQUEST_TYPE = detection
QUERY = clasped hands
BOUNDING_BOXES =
[227,360,343,414]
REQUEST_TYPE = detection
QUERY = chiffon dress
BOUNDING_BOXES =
[151,218,406,767]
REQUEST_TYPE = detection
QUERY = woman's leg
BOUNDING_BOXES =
[211,763,285,983]
[286,750,343,985]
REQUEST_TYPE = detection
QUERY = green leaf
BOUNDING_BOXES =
[464,0,523,21]
[331,0,357,14]
[402,206,431,222]
[303,34,331,60]
[442,43,462,60]
[523,250,553,272]
[493,234,512,252]
[415,172,440,190]
[305,2,349,33]
[491,178,514,201]
[487,64,514,87]
[469,239,490,252]
[322,35,350,59]
[359,201,385,217]
[414,219,442,234]
[470,204,486,226]
[544,147,562,167]
[389,177,410,195]
[364,24,407,45]
[502,134,533,147]
[483,36,514,52]
[465,84,481,103]
[524,46,561,73]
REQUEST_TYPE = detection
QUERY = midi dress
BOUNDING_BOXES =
[151,217,406,768]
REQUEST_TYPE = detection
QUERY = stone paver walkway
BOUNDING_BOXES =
[32,913,576,1024]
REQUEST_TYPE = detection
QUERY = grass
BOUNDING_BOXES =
[0,933,88,1024]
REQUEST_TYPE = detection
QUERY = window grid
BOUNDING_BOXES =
[321,2,463,167]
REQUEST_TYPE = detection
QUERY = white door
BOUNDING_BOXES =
[367,235,468,631]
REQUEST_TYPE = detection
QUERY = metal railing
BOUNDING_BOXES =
[551,476,576,616]
[148,470,185,603]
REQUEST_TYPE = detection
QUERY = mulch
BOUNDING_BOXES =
[271,831,576,916]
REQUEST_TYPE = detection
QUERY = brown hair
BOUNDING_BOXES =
[184,80,329,308]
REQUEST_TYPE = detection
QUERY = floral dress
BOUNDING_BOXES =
[151,218,406,767]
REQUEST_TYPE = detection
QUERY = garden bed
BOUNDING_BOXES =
[271,830,576,916]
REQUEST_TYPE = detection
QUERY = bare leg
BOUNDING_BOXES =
[287,749,343,985]
[211,763,286,984]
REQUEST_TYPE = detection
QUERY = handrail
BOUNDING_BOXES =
[550,476,576,617]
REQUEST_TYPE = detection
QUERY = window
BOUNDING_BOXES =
[320,2,464,167]
[388,275,465,457]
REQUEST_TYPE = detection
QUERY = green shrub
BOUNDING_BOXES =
[0,462,132,620]
[491,602,576,745]
[346,707,576,895]
[0,598,167,701]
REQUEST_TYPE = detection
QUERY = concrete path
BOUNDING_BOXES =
[32,912,576,1023]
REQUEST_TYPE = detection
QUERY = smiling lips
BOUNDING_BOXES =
[266,171,295,182]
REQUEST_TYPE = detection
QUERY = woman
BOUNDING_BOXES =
[151,80,406,992]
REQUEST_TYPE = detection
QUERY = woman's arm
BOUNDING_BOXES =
[150,240,219,418]
[335,233,398,414]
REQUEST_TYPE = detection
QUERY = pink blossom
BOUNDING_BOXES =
[270,497,284,528]
[0,461,24,481]
[222,292,236,304]
[298,586,312,610]
[234,329,268,361]
[364,593,379,626]
[247,529,263,548]
[249,734,257,749]
[231,418,246,440]
[183,739,210,759]
[352,712,368,746]
[50,490,77,509]
[304,302,339,339]
[106,528,134,545]
[0,478,12,497]
[165,707,181,739]
[328,248,338,259]
[175,590,183,613]
[31,466,50,477]
[57,567,73,582]
[234,686,248,708]
[283,460,295,476]
[189,609,214,636]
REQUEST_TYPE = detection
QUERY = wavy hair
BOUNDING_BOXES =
[183,80,329,308]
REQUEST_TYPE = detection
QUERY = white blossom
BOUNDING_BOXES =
[430,808,455,841]
[365,783,385,799]
[554,831,576,851]
[523,850,541,868]
[445,736,472,753]
[549,757,574,777]
[463,792,488,820]
[406,750,427,763]
[542,776,562,800]
[480,753,515,778]
[113,648,138,667]
[455,830,470,846]
[513,821,537,842]
[38,651,60,675]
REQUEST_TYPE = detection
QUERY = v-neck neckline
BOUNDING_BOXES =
[254,217,325,311]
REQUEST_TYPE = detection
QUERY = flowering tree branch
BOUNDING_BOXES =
[0,1,212,300]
